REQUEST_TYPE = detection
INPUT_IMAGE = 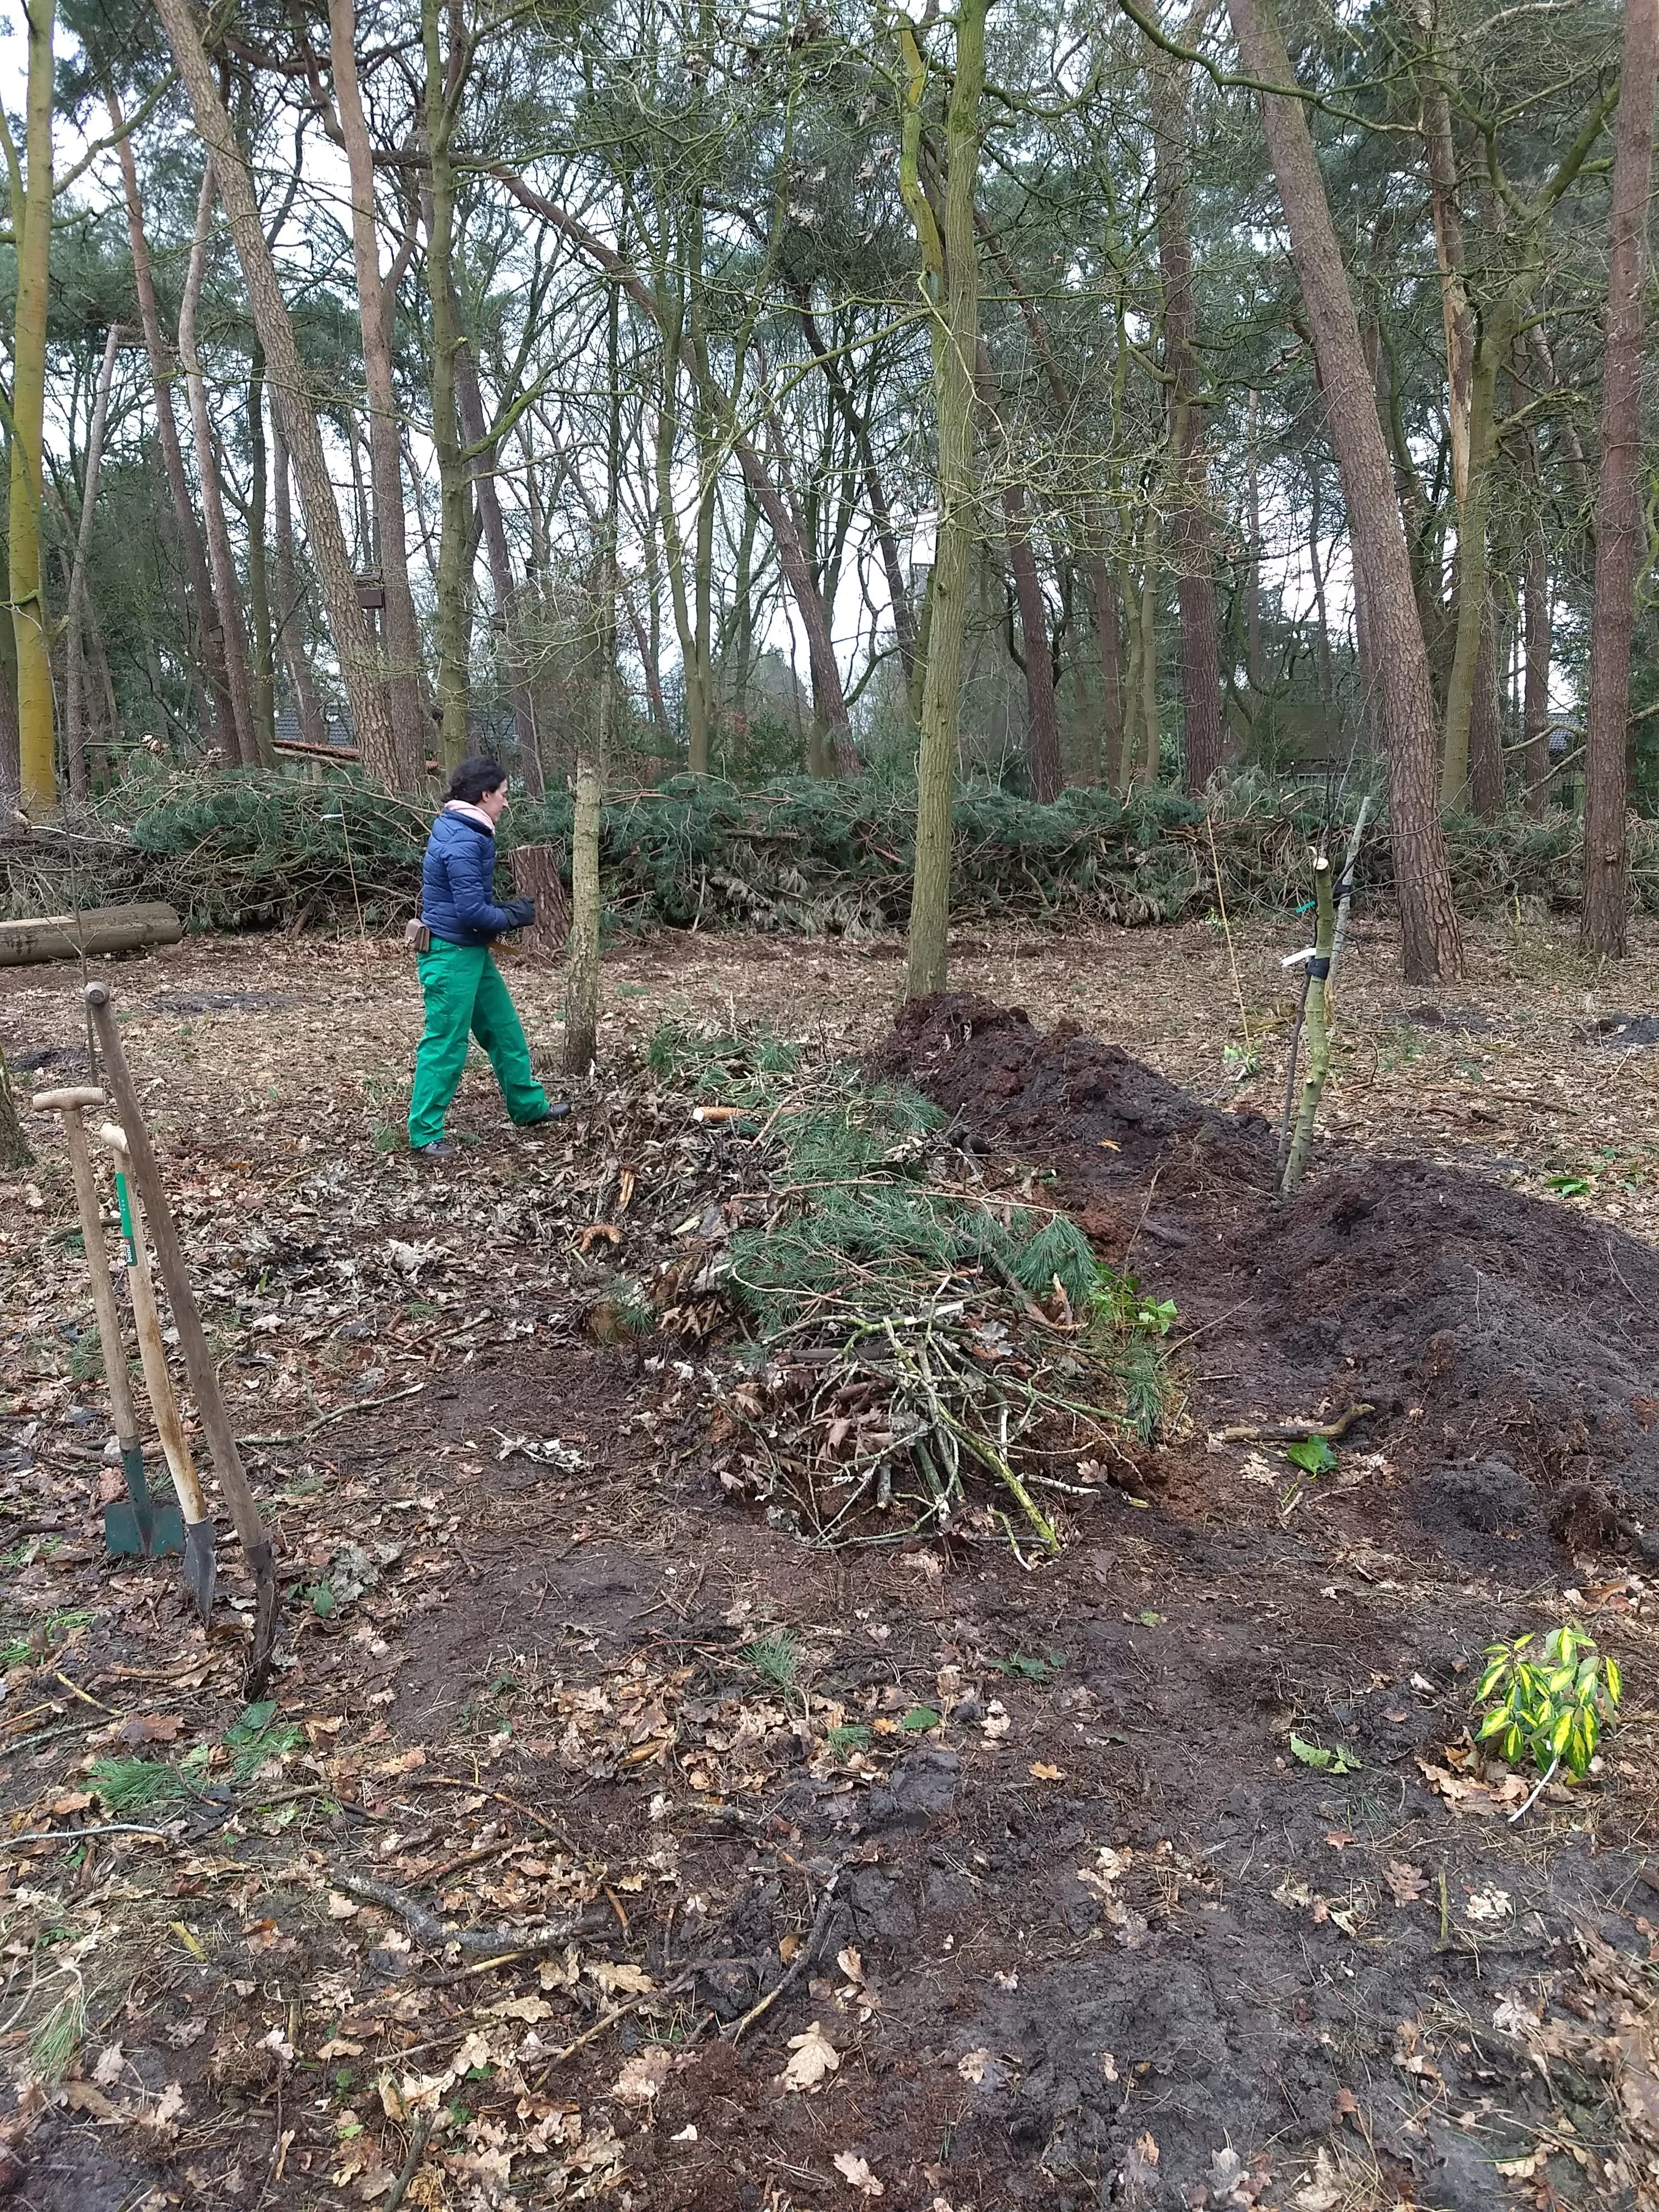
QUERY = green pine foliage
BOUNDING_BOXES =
[722,1063,1096,1333]
[13,762,1652,930]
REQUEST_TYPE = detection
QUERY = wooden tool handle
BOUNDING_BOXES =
[98,1134,210,1528]
[31,1085,106,1112]
[84,984,268,1562]
[57,1112,140,1447]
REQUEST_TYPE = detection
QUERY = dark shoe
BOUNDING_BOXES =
[412,1141,456,1160]
[520,1104,572,1127]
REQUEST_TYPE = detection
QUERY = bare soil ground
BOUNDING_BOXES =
[1,910,1658,2212]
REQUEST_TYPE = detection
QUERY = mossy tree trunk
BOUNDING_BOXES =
[564,278,619,1078]
[900,0,987,999]
[6,0,54,814]
[1583,0,1659,957]
[0,1049,31,1171]
[64,326,120,799]
[423,0,472,773]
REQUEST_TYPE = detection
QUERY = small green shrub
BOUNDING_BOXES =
[1475,1620,1622,1779]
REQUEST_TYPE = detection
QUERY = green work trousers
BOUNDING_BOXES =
[408,938,549,1147]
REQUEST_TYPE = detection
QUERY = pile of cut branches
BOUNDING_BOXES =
[620,1026,1182,1556]
[10,763,1647,934]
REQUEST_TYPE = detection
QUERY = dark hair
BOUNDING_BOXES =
[448,755,508,805]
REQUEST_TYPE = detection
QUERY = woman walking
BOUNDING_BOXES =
[408,756,569,1159]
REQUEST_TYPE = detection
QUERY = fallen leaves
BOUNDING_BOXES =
[781,2021,841,2091]
[611,2047,671,2103]
[833,2149,884,2196]
[115,1713,181,1745]
[1414,1755,1529,1814]
[1294,2147,1341,2212]
[1383,1860,1429,1905]
[1462,1886,1513,1924]
[1288,1732,1360,1775]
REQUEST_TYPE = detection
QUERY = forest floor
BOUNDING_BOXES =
[1,907,1658,2212]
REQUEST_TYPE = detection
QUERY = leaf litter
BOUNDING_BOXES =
[0,920,1657,2208]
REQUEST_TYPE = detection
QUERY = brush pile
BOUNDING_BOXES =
[8,763,1651,934]
[578,1025,1182,1554]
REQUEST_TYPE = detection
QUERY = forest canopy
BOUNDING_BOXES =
[0,0,1654,981]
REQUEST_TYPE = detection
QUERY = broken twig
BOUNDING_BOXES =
[1215,1403,1374,1445]
[726,1866,843,2044]
[335,1872,601,1958]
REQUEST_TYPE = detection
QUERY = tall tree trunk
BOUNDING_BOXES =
[1087,548,1125,791]
[454,336,541,794]
[1522,521,1551,817]
[1246,388,1264,701]
[1469,594,1503,820]
[1439,340,1501,806]
[344,409,372,566]
[495,170,853,758]
[1414,9,1475,513]
[653,296,709,772]
[900,0,986,996]
[108,87,232,753]
[154,0,398,784]
[1150,41,1226,793]
[327,0,426,785]
[423,0,471,771]
[799,289,917,691]
[93,617,120,781]
[178,168,256,769]
[64,326,121,799]
[565,280,617,1079]
[688,205,718,765]
[1136,515,1161,785]
[271,382,330,750]
[245,343,276,764]
[1226,0,1463,982]
[1308,460,1335,706]
[975,340,1060,800]
[1582,0,1659,957]
[9,0,54,812]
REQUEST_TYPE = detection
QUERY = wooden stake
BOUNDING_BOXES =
[1279,855,1336,1199]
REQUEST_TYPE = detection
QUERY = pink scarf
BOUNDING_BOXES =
[443,800,496,835]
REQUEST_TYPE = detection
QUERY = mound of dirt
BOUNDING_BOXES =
[879,994,1659,1567]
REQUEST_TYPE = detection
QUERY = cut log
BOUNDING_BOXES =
[0,902,184,967]
[509,843,570,960]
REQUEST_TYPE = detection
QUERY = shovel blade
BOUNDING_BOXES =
[182,1521,216,1618]
[106,1446,187,1559]
[146,1502,186,1557]
[103,1501,146,1557]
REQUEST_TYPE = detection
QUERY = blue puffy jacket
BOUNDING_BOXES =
[421,808,513,946]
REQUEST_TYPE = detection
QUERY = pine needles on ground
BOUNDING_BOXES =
[89,1756,193,1812]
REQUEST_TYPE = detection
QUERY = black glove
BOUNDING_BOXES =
[500,896,535,930]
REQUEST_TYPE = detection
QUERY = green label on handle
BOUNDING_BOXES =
[114,1172,137,1268]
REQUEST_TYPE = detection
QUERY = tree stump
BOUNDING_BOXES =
[509,843,570,960]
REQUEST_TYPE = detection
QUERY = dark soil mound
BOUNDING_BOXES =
[880,994,1659,1565]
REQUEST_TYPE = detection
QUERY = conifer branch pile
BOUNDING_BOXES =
[6,764,1649,933]
[626,1026,1180,1555]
